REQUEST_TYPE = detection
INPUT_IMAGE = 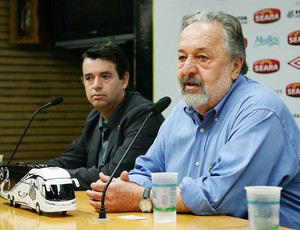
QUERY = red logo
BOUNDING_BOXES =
[288,30,300,45]
[286,82,300,97]
[244,37,248,48]
[254,8,281,23]
[253,59,280,74]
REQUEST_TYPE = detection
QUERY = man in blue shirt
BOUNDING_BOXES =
[86,10,300,229]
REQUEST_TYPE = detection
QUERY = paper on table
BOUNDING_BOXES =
[117,215,150,220]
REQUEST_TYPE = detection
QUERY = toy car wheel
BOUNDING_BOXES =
[8,196,14,207]
[36,203,42,215]
[62,211,67,215]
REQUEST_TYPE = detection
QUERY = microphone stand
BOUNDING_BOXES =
[90,96,171,222]
[95,111,154,221]
[7,97,63,165]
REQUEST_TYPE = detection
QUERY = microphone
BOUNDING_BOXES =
[7,97,64,165]
[150,96,172,116]
[98,96,171,220]
[41,96,64,108]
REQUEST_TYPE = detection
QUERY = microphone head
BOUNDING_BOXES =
[50,96,64,106]
[151,96,171,115]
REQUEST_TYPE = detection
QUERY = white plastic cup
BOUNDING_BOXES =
[151,172,178,223]
[0,155,3,166]
[245,186,282,230]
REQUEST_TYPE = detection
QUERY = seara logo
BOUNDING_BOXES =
[288,30,300,45]
[244,37,248,48]
[254,8,281,23]
[286,82,300,97]
[253,59,280,74]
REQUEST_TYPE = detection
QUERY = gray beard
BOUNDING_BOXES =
[180,76,209,108]
[182,91,209,108]
[180,66,233,110]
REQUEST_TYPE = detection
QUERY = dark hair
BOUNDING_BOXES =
[80,41,130,79]
[181,10,248,75]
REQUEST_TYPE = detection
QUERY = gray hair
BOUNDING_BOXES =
[181,10,248,75]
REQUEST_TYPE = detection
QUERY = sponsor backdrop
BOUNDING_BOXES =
[153,0,300,128]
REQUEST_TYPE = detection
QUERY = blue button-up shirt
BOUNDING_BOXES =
[129,75,300,229]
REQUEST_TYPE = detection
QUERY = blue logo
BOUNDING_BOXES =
[254,35,280,47]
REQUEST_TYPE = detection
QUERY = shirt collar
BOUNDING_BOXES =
[98,91,131,131]
[214,74,246,114]
[98,116,110,139]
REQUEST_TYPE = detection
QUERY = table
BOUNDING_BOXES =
[0,191,291,230]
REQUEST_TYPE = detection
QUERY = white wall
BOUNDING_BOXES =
[153,0,300,128]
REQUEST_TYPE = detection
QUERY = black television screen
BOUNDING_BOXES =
[46,0,134,48]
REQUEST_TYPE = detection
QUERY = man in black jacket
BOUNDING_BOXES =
[46,42,164,189]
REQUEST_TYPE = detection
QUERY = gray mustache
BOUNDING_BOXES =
[181,76,203,86]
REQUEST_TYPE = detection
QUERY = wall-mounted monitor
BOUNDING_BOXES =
[46,0,134,49]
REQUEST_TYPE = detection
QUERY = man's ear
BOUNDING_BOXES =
[231,57,243,80]
[122,72,129,89]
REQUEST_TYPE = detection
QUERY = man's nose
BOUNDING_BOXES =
[181,57,198,76]
[93,76,103,88]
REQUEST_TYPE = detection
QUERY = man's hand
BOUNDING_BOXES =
[86,171,144,212]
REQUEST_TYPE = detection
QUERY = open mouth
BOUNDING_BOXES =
[186,82,199,87]
[184,79,201,90]
[181,76,202,93]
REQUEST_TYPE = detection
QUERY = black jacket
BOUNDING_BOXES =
[46,91,165,189]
